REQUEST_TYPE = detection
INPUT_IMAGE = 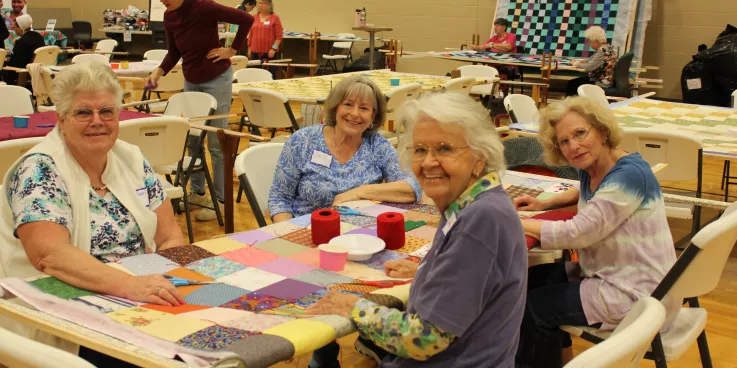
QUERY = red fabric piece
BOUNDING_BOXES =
[525,210,577,250]
[0,110,156,142]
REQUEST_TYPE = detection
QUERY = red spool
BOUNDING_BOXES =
[377,212,405,250]
[311,208,341,246]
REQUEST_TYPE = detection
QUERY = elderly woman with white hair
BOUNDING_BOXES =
[513,97,678,367]
[565,26,617,96]
[0,62,187,306]
[306,93,527,368]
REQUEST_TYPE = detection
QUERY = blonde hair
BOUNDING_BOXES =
[323,76,386,136]
[398,92,505,176]
[50,61,123,118]
[257,0,274,14]
[537,96,622,166]
[584,26,608,43]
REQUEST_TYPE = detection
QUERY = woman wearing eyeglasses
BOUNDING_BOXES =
[306,93,527,368]
[0,62,187,309]
[513,97,677,367]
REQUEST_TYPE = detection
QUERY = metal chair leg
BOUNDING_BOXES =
[181,191,194,244]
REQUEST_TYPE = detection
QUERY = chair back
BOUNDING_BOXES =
[71,21,93,43]
[442,76,475,94]
[386,83,422,121]
[578,84,609,107]
[151,65,184,93]
[143,49,168,61]
[235,143,285,226]
[164,92,217,119]
[731,89,736,108]
[0,137,43,184]
[564,297,666,368]
[238,88,298,130]
[619,128,703,182]
[26,64,54,107]
[33,46,61,66]
[234,68,273,83]
[72,53,109,64]
[0,85,34,118]
[610,52,635,97]
[504,94,539,123]
[503,137,578,180]
[0,326,96,368]
[95,39,118,56]
[230,55,249,73]
[0,49,6,70]
[458,64,499,80]
[118,117,191,167]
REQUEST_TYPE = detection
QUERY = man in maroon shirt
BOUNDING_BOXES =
[146,0,253,221]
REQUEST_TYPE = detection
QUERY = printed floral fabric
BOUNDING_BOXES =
[177,325,259,350]
[8,154,165,263]
[220,292,289,312]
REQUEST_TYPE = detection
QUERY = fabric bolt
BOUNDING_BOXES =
[186,256,248,279]
[339,215,377,228]
[406,226,437,241]
[220,291,289,312]
[177,325,257,351]
[179,307,257,326]
[164,267,214,296]
[218,268,286,291]
[72,294,141,313]
[358,204,408,217]
[505,185,545,200]
[183,283,251,307]
[290,268,355,288]
[396,236,431,255]
[254,238,311,257]
[263,319,337,356]
[256,279,325,301]
[285,249,321,268]
[220,246,280,267]
[255,258,315,278]
[157,245,217,266]
[294,289,329,308]
[219,312,294,332]
[223,334,295,368]
[278,228,316,248]
[379,202,424,211]
[356,250,409,270]
[404,221,426,232]
[402,211,440,227]
[116,253,180,276]
[259,221,305,237]
[227,229,277,246]
[194,238,247,255]
[30,277,96,299]
[141,303,211,315]
[107,307,214,342]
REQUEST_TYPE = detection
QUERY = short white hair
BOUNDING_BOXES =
[584,26,608,43]
[50,61,123,118]
[398,92,505,176]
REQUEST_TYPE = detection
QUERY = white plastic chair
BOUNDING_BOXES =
[95,39,118,60]
[26,63,56,112]
[32,46,61,66]
[0,137,43,184]
[459,65,499,96]
[238,88,299,135]
[564,297,666,368]
[233,68,273,83]
[578,84,610,107]
[0,85,35,118]
[442,76,475,95]
[230,55,249,75]
[731,89,736,108]
[71,53,109,64]
[0,49,7,71]
[143,66,185,113]
[318,33,355,74]
[235,143,285,227]
[503,94,539,123]
[118,116,194,243]
[0,326,96,368]
[562,200,737,368]
[386,83,423,124]
[143,49,168,61]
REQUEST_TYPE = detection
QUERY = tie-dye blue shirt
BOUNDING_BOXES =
[540,153,678,330]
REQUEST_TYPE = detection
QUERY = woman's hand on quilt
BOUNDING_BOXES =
[384,259,418,279]
[514,195,548,211]
[332,187,364,206]
[305,290,361,318]
[122,274,186,306]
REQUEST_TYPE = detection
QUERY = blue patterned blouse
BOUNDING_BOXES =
[268,125,422,217]
[8,154,166,263]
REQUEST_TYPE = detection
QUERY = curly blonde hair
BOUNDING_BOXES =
[537,96,622,166]
[584,26,608,43]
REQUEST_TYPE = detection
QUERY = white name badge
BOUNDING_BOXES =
[311,150,332,168]
[441,212,457,236]
[136,187,149,208]
[264,21,271,25]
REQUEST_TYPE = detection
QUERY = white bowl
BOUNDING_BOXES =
[329,234,385,261]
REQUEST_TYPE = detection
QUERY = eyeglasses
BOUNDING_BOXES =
[70,106,119,122]
[406,143,470,162]
[554,128,591,149]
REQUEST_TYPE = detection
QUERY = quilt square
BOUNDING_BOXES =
[396,236,431,255]
[220,291,289,312]
[340,215,377,228]
[404,220,426,232]
[256,279,325,301]
[294,289,328,308]
[355,250,409,270]
[30,277,96,299]
[117,253,180,276]
[72,294,141,313]
[177,325,258,350]
[406,225,437,241]
[278,228,316,248]
[411,204,440,215]
[141,303,211,315]
[259,221,305,237]
[157,245,217,266]
[254,258,315,278]
[334,261,387,280]
[220,246,280,267]
[254,238,311,257]
[227,229,276,246]
[327,283,378,296]
[290,268,354,287]
[403,211,440,226]
[344,228,377,237]
[107,307,214,342]
[194,238,247,255]
[219,312,294,332]
[286,249,321,268]
[164,267,214,296]
[183,283,251,307]
[287,214,312,227]
[218,268,286,291]
[379,202,424,211]
[179,307,256,325]
[186,256,248,279]
[505,185,544,200]
[357,204,408,216]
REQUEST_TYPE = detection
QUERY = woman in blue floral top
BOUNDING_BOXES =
[565,26,618,96]
[0,62,187,307]
[268,76,422,223]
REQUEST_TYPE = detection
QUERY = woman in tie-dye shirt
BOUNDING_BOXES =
[513,97,678,368]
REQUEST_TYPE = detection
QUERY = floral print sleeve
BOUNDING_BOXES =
[8,154,73,235]
[143,160,166,211]
[350,299,455,361]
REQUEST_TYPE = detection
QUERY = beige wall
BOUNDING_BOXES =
[27,0,737,100]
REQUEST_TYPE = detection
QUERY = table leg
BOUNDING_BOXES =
[216,129,238,234]
[368,31,375,70]
[532,85,540,107]
[17,72,28,87]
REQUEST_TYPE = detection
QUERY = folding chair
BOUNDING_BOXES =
[0,85,34,117]
[234,143,285,227]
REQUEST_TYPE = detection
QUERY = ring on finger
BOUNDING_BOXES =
[156,286,163,296]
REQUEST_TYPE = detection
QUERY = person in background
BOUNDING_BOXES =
[4,0,25,31]
[472,18,518,88]
[237,0,256,13]
[3,14,43,85]
[565,26,617,96]
[247,0,283,78]
[146,0,253,222]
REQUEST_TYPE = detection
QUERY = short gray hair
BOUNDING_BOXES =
[324,75,386,136]
[398,92,505,176]
[584,26,608,43]
[51,61,123,118]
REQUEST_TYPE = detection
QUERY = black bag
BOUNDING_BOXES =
[681,24,737,107]
[343,47,385,72]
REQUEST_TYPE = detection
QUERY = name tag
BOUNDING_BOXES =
[441,213,457,236]
[311,150,332,168]
[264,21,271,25]
[136,187,149,208]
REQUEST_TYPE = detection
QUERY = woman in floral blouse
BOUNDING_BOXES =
[565,26,617,96]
